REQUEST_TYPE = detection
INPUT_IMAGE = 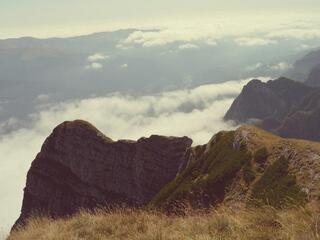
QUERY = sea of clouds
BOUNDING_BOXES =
[0,76,269,236]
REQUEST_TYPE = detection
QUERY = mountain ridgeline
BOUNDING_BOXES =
[12,48,320,230]
[14,120,320,231]
[224,47,320,140]
[225,77,320,141]
[14,120,192,228]
[286,48,320,86]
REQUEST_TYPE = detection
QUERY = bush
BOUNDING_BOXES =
[242,161,255,184]
[251,156,306,208]
[254,148,269,164]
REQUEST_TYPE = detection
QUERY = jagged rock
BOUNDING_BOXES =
[224,77,320,141]
[224,77,313,124]
[278,90,320,141]
[14,120,192,228]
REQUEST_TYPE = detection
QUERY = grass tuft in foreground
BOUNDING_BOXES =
[9,206,320,240]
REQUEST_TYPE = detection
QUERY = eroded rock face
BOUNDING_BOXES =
[15,120,192,227]
[224,77,320,141]
[224,78,313,124]
[278,89,320,141]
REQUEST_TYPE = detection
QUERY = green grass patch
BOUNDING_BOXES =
[150,131,251,208]
[253,147,269,164]
[250,156,306,208]
[243,161,256,184]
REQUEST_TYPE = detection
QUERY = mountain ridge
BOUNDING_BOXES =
[225,77,320,141]
[13,120,320,231]
[14,120,192,229]
[151,125,320,209]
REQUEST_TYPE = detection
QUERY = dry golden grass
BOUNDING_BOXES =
[8,206,320,240]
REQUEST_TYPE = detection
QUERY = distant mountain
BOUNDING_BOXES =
[286,48,320,82]
[224,77,314,123]
[0,30,314,131]
[278,89,320,141]
[305,64,320,87]
[14,121,320,230]
[225,77,320,141]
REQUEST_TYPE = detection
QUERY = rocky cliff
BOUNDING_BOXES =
[224,77,313,124]
[224,77,320,141]
[286,48,320,82]
[278,89,320,141]
[14,120,192,227]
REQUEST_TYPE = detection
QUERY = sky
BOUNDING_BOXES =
[1,0,320,38]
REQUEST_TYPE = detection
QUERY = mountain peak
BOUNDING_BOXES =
[14,120,192,229]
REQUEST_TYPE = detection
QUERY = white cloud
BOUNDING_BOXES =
[266,28,320,40]
[85,53,109,70]
[114,15,320,49]
[268,62,292,71]
[297,44,318,51]
[178,43,200,50]
[36,94,50,102]
[85,62,103,70]
[118,29,217,48]
[87,53,109,62]
[205,39,217,46]
[235,37,277,46]
[246,62,292,72]
[245,62,263,71]
[121,63,128,69]
[0,76,270,235]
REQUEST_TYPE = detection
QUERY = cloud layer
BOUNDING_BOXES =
[114,15,320,49]
[0,76,268,236]
[85,53,109,70]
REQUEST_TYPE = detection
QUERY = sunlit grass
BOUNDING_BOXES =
[9,205,320,240]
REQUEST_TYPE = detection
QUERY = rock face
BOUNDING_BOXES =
[224,77,320,141]
[225,77,313,124]
[15,120,192,227]
[278,90,320,141]
[286,49,320,82]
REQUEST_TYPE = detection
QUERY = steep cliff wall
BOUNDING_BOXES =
[15,120,192,227]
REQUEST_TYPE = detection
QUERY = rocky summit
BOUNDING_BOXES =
[14,120,192,228]
[224,77,320,141]
[224,77,314,124]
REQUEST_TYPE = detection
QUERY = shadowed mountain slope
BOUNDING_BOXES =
[14,120,192,228]
[225,77,320,141]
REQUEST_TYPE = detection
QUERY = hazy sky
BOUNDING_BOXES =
[1,0,320,38]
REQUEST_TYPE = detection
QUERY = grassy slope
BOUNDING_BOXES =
[150,131,251,208]
[8,207,320,240]
[150,127,309,209]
